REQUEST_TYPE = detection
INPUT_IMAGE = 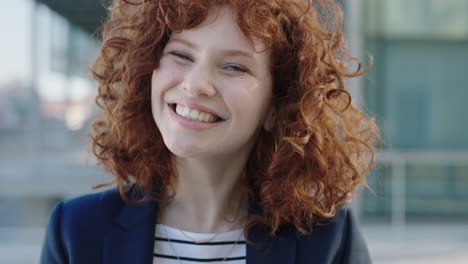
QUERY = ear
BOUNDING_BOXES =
[263,106,275,132]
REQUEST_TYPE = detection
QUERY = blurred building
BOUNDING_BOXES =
[0,0,467,248]
[0,0,105,230]
[361,0,468,222]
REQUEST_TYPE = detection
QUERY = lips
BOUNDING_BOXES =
[171,104,221,123]
[166,102,226,130]
[168,101,225,121]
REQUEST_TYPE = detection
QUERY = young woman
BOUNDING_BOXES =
[40,0,380,263]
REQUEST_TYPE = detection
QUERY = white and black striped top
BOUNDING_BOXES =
[153,224,246,264]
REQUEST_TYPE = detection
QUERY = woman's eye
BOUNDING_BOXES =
[224,64,249,73]
[170,52,193,62]
[169,51,249,73]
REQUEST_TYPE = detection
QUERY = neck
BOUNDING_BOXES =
[158,152,250,233]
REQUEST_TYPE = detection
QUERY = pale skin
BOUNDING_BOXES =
[151,6,275,234]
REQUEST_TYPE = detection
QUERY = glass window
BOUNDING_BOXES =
[365,0,468,39]
[362,0,468,219]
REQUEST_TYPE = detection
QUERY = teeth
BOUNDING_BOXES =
[174,104,218,123]
[182,107,190,117]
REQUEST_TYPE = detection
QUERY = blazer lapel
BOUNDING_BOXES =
[103,188,158,264]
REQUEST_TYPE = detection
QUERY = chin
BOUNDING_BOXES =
[165,140,209,158]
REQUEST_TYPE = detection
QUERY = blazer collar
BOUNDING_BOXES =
[103,185,159,264]
[103,185,296,264]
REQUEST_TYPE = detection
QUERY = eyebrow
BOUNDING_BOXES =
[169,37,255,59]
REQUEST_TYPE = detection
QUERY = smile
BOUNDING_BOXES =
[170,104,223,123]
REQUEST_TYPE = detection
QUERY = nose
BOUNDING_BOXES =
[180,63,216,97]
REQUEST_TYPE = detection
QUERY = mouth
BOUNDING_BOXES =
[169,103,224,123]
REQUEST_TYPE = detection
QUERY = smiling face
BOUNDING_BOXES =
[151,6,273,159]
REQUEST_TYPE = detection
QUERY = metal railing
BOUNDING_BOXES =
[374,151,468,237]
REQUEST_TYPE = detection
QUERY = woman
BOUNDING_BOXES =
[40,0,380,263]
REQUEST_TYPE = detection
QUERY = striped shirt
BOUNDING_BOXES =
[153,224,246,264]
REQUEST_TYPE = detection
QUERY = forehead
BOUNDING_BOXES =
[168,5,268,54]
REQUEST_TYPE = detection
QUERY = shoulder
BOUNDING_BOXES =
[48,187,128,245]
[40,187,126,263]
[296,204,353,243]
[57,187,124,228]
[295,204,371,263]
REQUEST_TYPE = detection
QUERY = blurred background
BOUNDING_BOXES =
[0,0,467,263]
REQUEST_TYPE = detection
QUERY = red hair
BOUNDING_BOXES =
[89,0,380,240]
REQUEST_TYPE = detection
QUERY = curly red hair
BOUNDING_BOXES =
[89,0,380,239]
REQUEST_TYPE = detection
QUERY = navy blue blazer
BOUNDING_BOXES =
[40,185,372,264]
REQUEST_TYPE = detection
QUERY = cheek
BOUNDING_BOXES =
[151,62,182,98]
[221,80,272,122]
[151,76,164,110]
[151,71,159,98]
[150,70,171,117]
